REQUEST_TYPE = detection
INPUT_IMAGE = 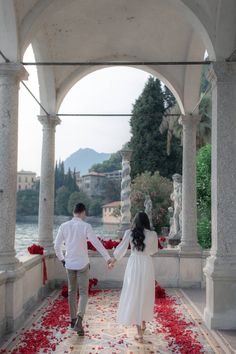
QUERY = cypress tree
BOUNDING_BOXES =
[129,77,182,179]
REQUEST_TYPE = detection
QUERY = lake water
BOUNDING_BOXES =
[15,219,119,256]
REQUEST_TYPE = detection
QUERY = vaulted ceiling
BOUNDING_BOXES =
[1,0,236,112]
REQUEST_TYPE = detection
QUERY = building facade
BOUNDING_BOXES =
[104,170,122,182]
[78,172,106,198]
[17,170,36,191]
[102,201,121,224]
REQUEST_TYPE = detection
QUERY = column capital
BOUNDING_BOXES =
[207,61,236,84]
[38,115,61,128]
[120,148,132,161]
[0,62,28,81]
[179,114,201,127]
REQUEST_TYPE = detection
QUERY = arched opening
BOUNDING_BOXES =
[56,66,183,163]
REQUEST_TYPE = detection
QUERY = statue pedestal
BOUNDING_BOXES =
[168,237,181,247]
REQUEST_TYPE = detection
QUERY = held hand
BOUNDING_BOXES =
[107,257,116,269]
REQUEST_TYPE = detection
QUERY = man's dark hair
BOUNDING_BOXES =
[73,203,86,214]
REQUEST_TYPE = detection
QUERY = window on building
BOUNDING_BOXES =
[25,177,28,182]
[19,176,21,182]
[18,185,21,190]
[25,185,27,189]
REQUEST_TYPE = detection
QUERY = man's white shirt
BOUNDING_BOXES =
[54,217,111,270]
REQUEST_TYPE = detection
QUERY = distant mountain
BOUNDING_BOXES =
[64,148,111,175]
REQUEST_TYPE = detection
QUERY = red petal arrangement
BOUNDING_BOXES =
[158,239,163,249]
[1,296,70,353]
[158,235,168,249]
[87,241,97,251]
[28,244,44,255]
[61,284,69,298]
[0,285,206,354]
[28,244,48,285]
[154,287,203,353]
[155,281,166,298]
[87,239,121,251]
[159,236,166,242]
[101,239,118,249]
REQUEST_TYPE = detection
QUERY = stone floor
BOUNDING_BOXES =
[181,289,236,354]
[0,289,228,353]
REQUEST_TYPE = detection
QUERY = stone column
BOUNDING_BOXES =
[179,114,201,252]
[0,63,28,270]
[38,115,61,253]
[118,149,132,236]
[204,62,236,329]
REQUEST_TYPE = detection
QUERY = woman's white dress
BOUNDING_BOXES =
[113,229,158,326]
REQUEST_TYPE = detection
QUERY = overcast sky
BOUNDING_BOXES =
[18,46,150,175]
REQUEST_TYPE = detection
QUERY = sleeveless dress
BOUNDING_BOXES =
[113,229,158,325]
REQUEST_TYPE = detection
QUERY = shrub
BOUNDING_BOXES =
[197,216,211,249]
[196,144,211,248]
[131,171,172,233]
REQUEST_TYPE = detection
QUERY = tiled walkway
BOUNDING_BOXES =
[0,289,224,353]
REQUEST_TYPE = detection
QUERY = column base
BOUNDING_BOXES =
[204,255,236,329]
[178,251,202,287]
[178,240,202,253]
[38,241,55,255]
[204,307,236,330]
[0,252,20,271]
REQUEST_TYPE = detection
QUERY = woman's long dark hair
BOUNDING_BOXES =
[131,211,151,251]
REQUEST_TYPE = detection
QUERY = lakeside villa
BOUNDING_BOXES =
[102,201,121,224]
[1,0,236,352]
[17,170,37,191]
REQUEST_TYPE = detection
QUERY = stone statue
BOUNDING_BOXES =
[118,148,132,237]
[144,194,153,229]
[168,206,174,234]
[169,174,182,240]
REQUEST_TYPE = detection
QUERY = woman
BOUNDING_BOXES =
[110,211,158,343]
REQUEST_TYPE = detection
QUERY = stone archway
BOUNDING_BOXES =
[1,0,236,332]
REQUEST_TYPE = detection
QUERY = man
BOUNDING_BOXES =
[54,202,112,336]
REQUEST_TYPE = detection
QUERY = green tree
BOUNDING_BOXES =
[67,191,91,215]
[55,186,70,215]
[102,179,121,204]
[65,167,78,192]
[90,151,122,173]
[89,199,103,216]
[16,190,39,216]
[159,65,212,152]
[131,171,172,233]
[72,169,78,191]
[129,77,182,178]
[197,94,211,149]
[55,161,59,191]
[196,144,211,248]
[54,161,79,214]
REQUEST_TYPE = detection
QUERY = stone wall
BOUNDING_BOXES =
[54,249,209,289]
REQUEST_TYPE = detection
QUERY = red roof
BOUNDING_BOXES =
[102,201,121,208]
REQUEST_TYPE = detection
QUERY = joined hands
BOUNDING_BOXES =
[107,257,116,269]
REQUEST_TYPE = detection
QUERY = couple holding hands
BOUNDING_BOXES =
[54,202,158,343]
